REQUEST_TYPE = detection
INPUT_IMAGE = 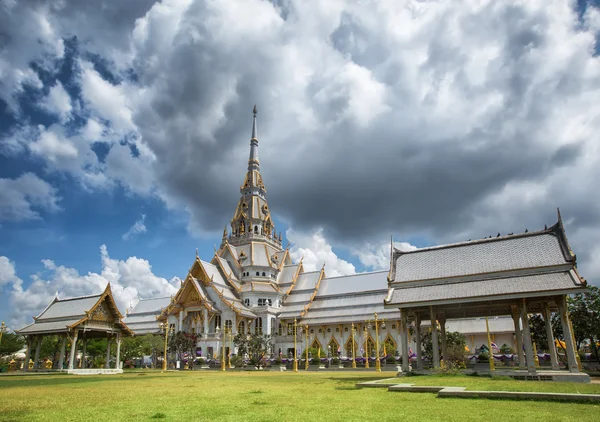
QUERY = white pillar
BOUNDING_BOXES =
[105,337,113,369]
[68,331,79,370]
[81,339,88,369]
[511,309,525,370]
[415,313,423,370]
[430,306,440,369]
[203,309,208,335]
[179,311,183,332]
[33,336,41,369]
[558,296,578,373]
[115,334,122,369]
[23,336,32,372]
[520,300,536,374]
[543,304,559,370]
[58,335,67,369]
[400,310,410,372]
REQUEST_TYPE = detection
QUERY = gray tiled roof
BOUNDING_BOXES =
[18,319,82,334]
[393,232,568,283]
[295,271,321,290]
[317,271,388,296]
[127,297,171,315]
[36,294,102,319]
[386,270,584,307]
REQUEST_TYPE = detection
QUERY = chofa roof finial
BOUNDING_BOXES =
[253,104,257,115]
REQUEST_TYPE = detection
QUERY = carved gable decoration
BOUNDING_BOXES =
[89,303,112,322]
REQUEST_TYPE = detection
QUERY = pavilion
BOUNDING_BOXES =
[384,210,587,377]
[16,283,132,373]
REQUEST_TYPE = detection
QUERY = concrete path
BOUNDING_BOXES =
[356,379,600,403]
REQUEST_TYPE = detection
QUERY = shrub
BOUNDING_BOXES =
[386,356,396,364]
[230,355,244,368]
[331,358,340,365]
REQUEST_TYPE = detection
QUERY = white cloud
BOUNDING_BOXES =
[122,214,148,240]
[353,240,418,272]
[0,173,60,222]
[41,81,72,121]
[287,227,356,277]
[29,125,78,162]
[1,245,180,329]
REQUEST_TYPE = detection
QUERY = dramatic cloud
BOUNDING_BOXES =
[122,214,148,240]
[1,0,600,284]
[353,241,418,272]
[0,245,179,328]
[0,173,60,222]
[40,81,72,121]
[287,228,356,277]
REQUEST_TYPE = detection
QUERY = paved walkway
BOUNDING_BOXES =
[356,379,600,403]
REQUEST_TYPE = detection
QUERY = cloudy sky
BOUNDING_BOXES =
[1,0,599,329]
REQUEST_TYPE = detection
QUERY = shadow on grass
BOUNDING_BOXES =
[327,376,394,383]
[0,375,166,389]
[0,409,32,422]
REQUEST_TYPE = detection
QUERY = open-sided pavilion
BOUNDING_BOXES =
[384,211,587,378]
[16,283,132,373]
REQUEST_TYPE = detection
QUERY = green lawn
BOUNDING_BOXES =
[0,371,598,422]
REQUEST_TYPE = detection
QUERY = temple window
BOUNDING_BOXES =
[262,272,266,276]
[256,272,260,276]
[255,318,263,335]
[225,320,232,331]
[287,323,293,335]
[345,327,348,332]
[244,298,250,306]
[214,315,221,331]
[254,226,258,234]
[240,321,246,333]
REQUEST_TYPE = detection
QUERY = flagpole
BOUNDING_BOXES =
[485,317,495,372]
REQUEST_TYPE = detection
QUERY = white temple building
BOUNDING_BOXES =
[124,106,587,370]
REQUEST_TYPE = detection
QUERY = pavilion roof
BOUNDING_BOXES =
[385,214,587,312]
[16,284,133,336]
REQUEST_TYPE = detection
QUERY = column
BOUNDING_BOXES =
[33,336,42,370]
[439,315,448,368]
[81,339,88,369]
[105,337,113,369]
[511,306,525,370]
[339,326,346,358]
[203,309,209,335]
[58,335,67,369]
[415,313,423,370]
[179,311,184,332]
[68,330,79,370]
[400,310,409,372]
[430,306,440,369]
[115,334,122,369]
[557,296,578,373]
[23,336,31,372]
[543,304,559,370]
[520,300,536,374]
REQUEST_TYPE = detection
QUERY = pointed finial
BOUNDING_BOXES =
[278,232,282,242]
[253,104,257,115]
[525,228,528,233]
[557,207,563,224]
[195,248,199,258]
[223,226,227,239]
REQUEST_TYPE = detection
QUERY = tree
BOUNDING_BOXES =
[234,333,271,368]
[418,329,467,369]
[528,314,548,351]
[567,286,600,360]
[0,332,25,356]
[169,332,197,363]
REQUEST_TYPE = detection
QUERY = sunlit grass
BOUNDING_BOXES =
[0,371,598,421]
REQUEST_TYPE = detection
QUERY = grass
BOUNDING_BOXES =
[0,371,598,421]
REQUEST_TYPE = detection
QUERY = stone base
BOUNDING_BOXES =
[492,369,591,384]
[66,369,123,375]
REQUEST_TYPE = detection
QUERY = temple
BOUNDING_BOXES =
[121,106,588,375]
[16,283,131,373]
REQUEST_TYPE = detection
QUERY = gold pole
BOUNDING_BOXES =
[351,323,356,368]
[0,321,5,345]
[364,327,370,369]
[162,323,169,371]
[293,318,298,372]
[485,317,495,372]
[305,325,309,370]
[374,313,381,372]
[533,342,540,368]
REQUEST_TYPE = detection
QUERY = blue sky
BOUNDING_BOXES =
[1,0,599,329]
